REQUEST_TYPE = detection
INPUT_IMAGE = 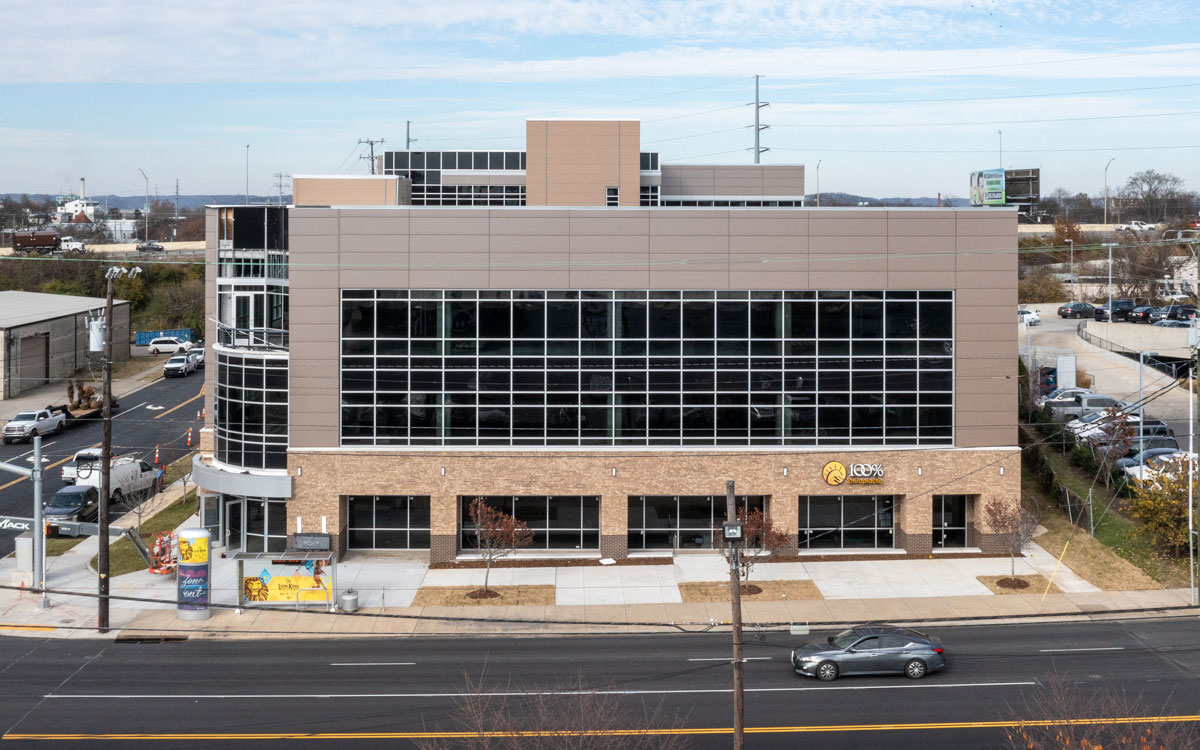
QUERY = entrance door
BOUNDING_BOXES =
[225,498,243,552]
[933,495,967,548]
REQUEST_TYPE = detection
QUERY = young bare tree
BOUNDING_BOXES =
[984,498,1042,586]
[467,498,533,598]
[415,673,692,750]
[718,507,791,594]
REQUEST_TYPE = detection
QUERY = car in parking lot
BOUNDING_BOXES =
[1152,320,1190,328]
[1114,443,1186,468]
[1057,302,1096,319]
[1127,306,1160,323]
[1094,298,1137,322]
[136,241,164,252]
[792,624,946,682]
[1017,309,1040,326]
[1052,394,1130,422]
[1124,452,1196,482]
[1147,307,1171,323]
[147,337,193,355]
[1078,418,1173,446]
[1037,387,1091,410]
[1164,304,1197,321]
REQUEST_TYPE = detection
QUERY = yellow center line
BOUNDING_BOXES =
[153,386,205,420]
[6,714,1200,740]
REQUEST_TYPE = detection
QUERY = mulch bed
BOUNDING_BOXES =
[430,551,1010,570]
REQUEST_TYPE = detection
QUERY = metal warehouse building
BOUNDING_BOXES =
[0,291,130,399]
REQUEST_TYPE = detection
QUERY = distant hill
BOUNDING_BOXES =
[2,193,291,211]
[809,192,970,208]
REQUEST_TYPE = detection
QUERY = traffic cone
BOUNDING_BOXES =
[196,409,201,420]
[154,444,160,465]
[187,427,193,447]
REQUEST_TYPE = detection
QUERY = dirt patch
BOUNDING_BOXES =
[978,574,1061,595]
[679,580,823,603]
[412,585,556,607]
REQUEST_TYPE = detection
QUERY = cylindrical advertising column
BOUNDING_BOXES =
[176,528,211,621]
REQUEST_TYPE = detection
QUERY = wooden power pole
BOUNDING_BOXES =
[725,479,745,750]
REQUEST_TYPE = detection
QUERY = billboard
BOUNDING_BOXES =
[969,169,1006,206]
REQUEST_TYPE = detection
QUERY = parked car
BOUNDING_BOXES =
[1152,320,1190,328]
[1148,307,1171,323]
[1057,302,1096,319]
[1094,299,1136,322]
[1065,408,1134,437]
[186,347,205,369]
[42,485,101,530]
[61,448,103,485]
[1124,452,1196,482]
[1037,387,1092,410]
[1114,442,1185,468]
[1164,304,1197,321]
[137,241,164,252]
[1127,306,1159,323]
[147,337,193,355]
[1079,418,1173,446]
[1017,309,1041,326]
[791,624,946,682]
[1052,394,1130,422]
[163,354,196,378]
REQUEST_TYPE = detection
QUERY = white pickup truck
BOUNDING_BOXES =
[3,409,66,443]
[1116,220,1153,232]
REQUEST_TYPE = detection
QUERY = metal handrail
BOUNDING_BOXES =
[216,325,289,351]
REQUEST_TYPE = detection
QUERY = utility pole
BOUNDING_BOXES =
[1066,239,1075,302]
[1102,242,1117,321]
[724,480,745,750]
[358,138,385,175]
[99,266,141,633]
[245,144,251,204]
[273,173,291,205]
[1104,158,1115,225]
[816,160,822,208]
[406,122,416,150]
[752,75,769,164]
[138,169,149,243]
[173,179,179,241]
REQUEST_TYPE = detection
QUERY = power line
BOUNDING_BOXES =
[771,109,1200,130]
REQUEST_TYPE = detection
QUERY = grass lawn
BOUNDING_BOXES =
[412,585,556,606]
[46,536,86,556]
[162,451,196,486]
[977,574,1060,595]
[90,490,198,577]
[678,580,823,602]
[1023,464,1191,589]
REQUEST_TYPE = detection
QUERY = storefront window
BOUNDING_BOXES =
[628,495,766,550]
[346,496,432,549]
[459,496,600,550]
[799,495,895,549]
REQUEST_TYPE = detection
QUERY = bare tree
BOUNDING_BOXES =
[984,498,1042,585]
[1120,169,1188,223]
[1004,677,1200,749]
[415,673,692,750]
[467,498,533,597]
[717,507,791,593]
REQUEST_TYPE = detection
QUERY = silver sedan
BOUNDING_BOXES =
[792,624,947,681]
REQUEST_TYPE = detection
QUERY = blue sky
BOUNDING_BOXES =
[3,0,1199,200]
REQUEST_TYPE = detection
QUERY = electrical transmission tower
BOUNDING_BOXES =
[272,173,292,205]
[751,74,769,163]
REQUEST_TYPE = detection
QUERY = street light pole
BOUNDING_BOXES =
[99,266,141,633]
[1066,239,1075,302]
[815,160,822,208]
[245,144,250,205]
[137,169,149,243]
[1138,350,1158,447]
[1104,158,1115,225]
[724,480,745,750]
[997,129,1003,170]
[1102,242,1117,321]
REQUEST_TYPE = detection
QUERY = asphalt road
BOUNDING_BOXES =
[0,370,204,557]
[1,617,1198,748]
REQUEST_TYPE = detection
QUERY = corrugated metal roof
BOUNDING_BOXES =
[0,291,128,329]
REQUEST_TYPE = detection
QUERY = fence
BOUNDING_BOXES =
[1021,427,1094,534]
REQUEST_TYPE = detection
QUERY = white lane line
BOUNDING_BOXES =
[44,681,1037,700]
[1038,647,1125,653]
[688,657,773,662]
[14,441,56,460]
[329,662,416,666]
[114,401,148,419]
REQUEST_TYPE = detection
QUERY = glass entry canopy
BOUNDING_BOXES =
[799,495,896,549]
[628,495,766,550]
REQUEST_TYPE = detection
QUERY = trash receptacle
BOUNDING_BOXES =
[340,589,359,613]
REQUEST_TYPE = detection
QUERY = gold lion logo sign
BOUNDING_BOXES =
[178,539,193,562]
[822,461,847,486]
[243,577,269,602]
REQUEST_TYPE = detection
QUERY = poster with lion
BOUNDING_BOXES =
[241,561,331,604]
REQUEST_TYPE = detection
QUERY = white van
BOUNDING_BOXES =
[75,456,160,505]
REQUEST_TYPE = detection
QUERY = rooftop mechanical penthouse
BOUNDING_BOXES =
[194,118,1019,563]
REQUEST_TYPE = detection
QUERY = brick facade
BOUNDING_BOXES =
[286,447,1020,561]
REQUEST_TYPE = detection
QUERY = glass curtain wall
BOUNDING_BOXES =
[340,289,954,447]
[798,495,896,549]
[627,495,766,550]
[459,496,601,550]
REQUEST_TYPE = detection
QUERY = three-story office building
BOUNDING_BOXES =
[194,118,1019,562]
